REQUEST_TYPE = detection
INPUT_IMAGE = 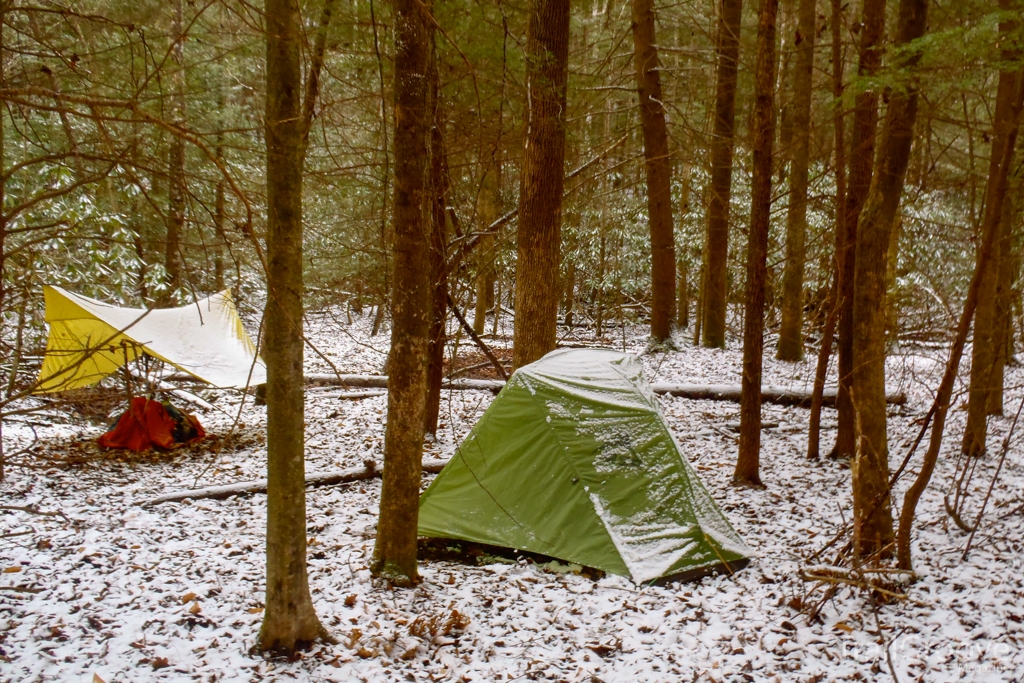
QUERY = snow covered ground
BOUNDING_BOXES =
[2,309,1023,682]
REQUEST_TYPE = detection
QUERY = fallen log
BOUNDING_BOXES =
[650,383,907,408]
[140,459,449,506]
[305,374,907,408]
[306,373,504,393]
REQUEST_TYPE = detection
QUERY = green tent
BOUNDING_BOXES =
[418,348,752,583]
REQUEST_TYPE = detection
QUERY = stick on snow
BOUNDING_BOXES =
[140,459,448,506]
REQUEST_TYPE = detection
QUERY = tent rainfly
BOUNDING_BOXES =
[418,348,752,583]
[35,286,266,393]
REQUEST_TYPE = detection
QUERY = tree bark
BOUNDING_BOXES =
[735,0,779,488]
[512,0,570,368]
[677,162,693,330]
[832,0,885,460]
[632,0,676,343]
[473,251,496,334]
[809,0,848,460]
[213,116,227,292]
[474,165,500,334]
[678,263,689,329]
[776,0,815,361]
[850,0,928,560]
[371,0,433,585]
[884,216,902,349]
[807,281,838,459]
[258,0,325,653]
[424,46,448,436]
[703,0,743,349]
[963,8,1020,453]
[564,257,576,327]
[163,0,186,306]
[0,3,6,482]
[990,168,1023,415]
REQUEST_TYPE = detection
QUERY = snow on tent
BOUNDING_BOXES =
[418,348,752,583]
[35,285,266,393]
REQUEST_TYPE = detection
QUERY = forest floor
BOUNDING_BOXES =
[1,308,1023,682]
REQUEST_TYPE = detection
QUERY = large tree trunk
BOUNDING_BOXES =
[512,0,570,368]
[884,216,902,348]
[849,0,928,560]
[631,0,676,343]
[832,0,885,460]
[962,10,1020,454]
[776,0,815,361]
[424,47,448,437]
[0,4,6,482]
[702,0,743,349]
[258,0,325,653]
[735,0,779,488]
[372,0,433,584]
[163,0,186,306]
[990,169,1023,415]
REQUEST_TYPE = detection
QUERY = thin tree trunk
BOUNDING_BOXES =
[597,234,606,337]
[776,11,794,184]
[832,0,884,460]
[809,0,848,459]
[678,162,693,330]
[897,71,1024,571]
[735,0,779,488]
[850,0,928,560]
[963,11,1020,451]
[808,281,838,459]
[632,0,676,342]
[492,273,501,336]
[776,0,815,361]
[474,167,500,334]
[371,0,434,584]
[258,0,325,653]
[564,257,576,327]
[693,261,705,344]
[473,237,495,334]
[214,123,227,292]
[163,0,186,306]
[512,0,570,368]
[678,263,690,329]
[424,46,447,437]
[703,0,743,349]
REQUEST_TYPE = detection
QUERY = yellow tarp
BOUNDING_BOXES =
[36,286,267,393]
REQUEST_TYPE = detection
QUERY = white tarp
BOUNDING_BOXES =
[36,286,266,392]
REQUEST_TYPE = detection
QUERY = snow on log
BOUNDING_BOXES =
[649,383,907,407]
[140,459,448,506]
[305,374,906,407]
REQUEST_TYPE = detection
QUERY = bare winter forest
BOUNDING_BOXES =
[1,0,1023,680]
